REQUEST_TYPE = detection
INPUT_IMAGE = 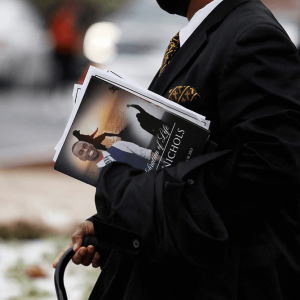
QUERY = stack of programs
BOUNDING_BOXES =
[54,66,210,186]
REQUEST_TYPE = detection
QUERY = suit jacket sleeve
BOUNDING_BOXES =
[91,24,300,267]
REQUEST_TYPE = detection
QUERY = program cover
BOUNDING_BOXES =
[54,76,210,186]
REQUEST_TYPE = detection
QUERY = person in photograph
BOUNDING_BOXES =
[54,0,300,299]
[72,140,160,171]
[127,104,167,136]
[73,128,121,151]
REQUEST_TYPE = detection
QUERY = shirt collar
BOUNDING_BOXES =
[96,151,114,168]
[179,0,223,47]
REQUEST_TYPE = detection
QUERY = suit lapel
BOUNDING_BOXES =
[149,0,250,95]
[149,29,207,95]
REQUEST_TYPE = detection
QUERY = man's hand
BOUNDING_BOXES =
[52,220,101,269]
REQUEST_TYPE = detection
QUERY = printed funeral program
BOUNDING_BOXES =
[54,76,210,186]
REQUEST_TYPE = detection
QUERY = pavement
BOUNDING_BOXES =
[0,86,74,168]
[0,85,97,234]
[0,164,97,234]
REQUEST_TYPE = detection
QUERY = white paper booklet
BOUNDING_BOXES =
[54,66,210,161]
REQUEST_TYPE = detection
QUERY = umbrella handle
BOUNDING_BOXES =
[54,236,101,300]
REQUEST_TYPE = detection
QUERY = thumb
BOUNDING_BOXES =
[72,221,95,252]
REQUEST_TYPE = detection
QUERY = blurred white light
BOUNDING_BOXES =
[91,125,98,132]
[83,22,122,64]
[278,18,300,48]
[283,23,300,47]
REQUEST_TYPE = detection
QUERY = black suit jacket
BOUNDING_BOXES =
[89,0,300,299]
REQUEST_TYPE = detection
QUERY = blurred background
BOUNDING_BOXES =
[0,0,299,299]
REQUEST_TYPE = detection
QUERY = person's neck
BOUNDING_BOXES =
[187,0,214,20]
[95,150,103,164]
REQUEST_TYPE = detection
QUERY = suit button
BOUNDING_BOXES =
[187,179,194,185]
[133,239,140,248]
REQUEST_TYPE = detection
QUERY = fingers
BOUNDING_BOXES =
[72,245,100,267]
[53,242,73,268]
[53,244,101,269]
[82,245,95,266]
[92,251,101,268]
[53,220,97,269]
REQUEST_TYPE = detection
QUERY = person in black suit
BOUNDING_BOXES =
[54,0,300,299]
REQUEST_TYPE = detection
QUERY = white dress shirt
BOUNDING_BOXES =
[179,0,223,47]
[97,141,152,168]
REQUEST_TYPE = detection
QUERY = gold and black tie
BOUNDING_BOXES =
[159,32,180,76]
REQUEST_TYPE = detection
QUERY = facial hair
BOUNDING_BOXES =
[156,0,191,17]
[93,150,100,161]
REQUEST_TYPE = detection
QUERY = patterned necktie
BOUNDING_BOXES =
[159,32,180,76]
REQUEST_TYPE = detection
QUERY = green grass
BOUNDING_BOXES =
[6,258,51,300]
